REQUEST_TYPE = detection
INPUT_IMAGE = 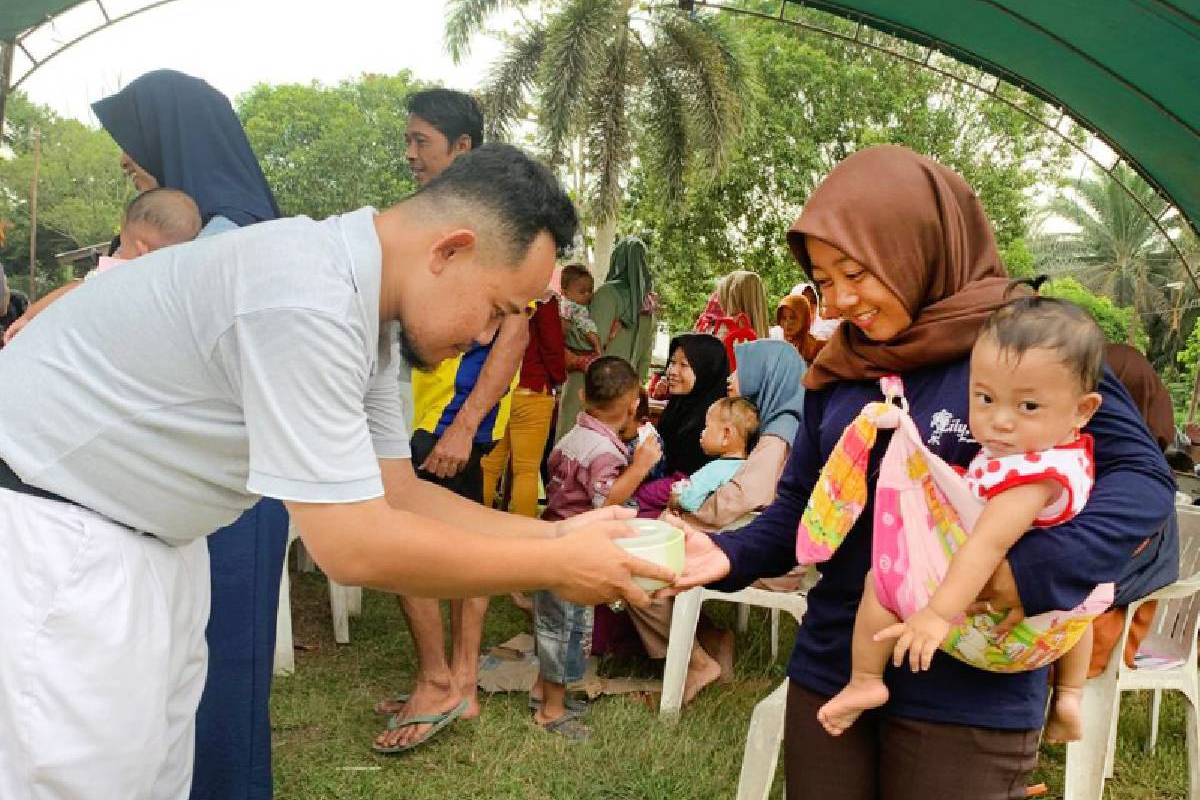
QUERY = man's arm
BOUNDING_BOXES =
[421,313,530,477]
[3,280,81,344]
[380,456,555,538]
[285,493,672,605]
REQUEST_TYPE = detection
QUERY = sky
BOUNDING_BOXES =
[16,0,503,123]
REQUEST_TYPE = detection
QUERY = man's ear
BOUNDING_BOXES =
[451,135,473,157]
[429,229,477,275]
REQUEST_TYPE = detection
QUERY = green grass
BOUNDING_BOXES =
[272,573,1190,799]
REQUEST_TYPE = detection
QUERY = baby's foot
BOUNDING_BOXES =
[1044,686,1083,743]
[817,676,889,737]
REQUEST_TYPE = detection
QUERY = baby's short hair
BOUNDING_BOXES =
[124,188,202,247]
[584,356,640,410]
[978,296,1105,391]
[560,263,593,292]
[711,396,760,443]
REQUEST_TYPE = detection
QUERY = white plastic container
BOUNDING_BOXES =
[615,519,685,590]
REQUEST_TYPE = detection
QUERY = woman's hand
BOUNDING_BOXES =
[966,559,1026,636]
[654,511,731,596]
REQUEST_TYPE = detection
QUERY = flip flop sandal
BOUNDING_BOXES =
[373,692,411,716]
[535,711,591,741]
[372,698,469,754]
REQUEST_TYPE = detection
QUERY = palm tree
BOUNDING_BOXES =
[446,0,748,276]
[1035,162,1185,348]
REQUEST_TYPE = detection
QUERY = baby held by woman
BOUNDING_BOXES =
[821,297,1108,744]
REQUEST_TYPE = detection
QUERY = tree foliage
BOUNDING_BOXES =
[1032,161,1188,365]
[0,92,129,295]
[622,8,1074,332]
[446,0,750,271]
[1042,276,1142,347]
[238,73,425,220]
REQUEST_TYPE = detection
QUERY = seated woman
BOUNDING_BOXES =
[627,338,806,702]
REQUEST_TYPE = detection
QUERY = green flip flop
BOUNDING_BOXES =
[372,698,470,755]
[373,692,411,716]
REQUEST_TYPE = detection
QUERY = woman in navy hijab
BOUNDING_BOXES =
[94,69,286,800]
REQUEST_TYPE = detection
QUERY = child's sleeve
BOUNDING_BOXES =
[586,453,629,508]
[706,392,828,589]
[677,461,736,512]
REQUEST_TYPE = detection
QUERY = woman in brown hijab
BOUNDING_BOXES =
[669,145,1175,800]
[775,292,823,364]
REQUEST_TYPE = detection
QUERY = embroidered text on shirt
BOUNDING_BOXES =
[928,409,974,446]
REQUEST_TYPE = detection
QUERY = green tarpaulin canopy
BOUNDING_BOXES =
[781,0,1200,242]
[2,2,80,40]
[5,0,1200,235]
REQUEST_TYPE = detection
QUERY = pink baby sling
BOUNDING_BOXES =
[797,376,1112,673]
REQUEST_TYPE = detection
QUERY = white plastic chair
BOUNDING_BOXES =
[1065,503,1200,799]
[660,584,808,718]
[735,679,789,800]
[273,524,364,676]
[659,513,810,718]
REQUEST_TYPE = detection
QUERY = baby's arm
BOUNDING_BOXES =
[881,480,1057,672]
[586,331,603,354]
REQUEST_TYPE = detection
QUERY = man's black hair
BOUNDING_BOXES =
[406,88,484,150]
[584,356,640,409]
[419,143,578,258]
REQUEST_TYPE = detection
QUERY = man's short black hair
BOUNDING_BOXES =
[418,143,578,259]
[584,356,640,410]
[406,88,484,150]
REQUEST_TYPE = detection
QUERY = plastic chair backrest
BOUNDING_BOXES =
[711,312,757,370]
[1153,505,1200,648]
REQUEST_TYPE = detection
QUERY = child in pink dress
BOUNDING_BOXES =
[818,297,1109,744]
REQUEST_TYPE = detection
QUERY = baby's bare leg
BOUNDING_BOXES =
[818,573,896,736]
[1044,624,1092,743]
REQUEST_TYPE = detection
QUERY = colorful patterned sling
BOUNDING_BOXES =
[797,376,1112,673]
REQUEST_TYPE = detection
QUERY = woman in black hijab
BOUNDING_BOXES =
[93,69,283,800]
[657,333,731,476]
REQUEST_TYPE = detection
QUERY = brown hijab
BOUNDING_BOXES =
[787,145,1025,390]
[1105,343,1175,451]
[776,293,823,364]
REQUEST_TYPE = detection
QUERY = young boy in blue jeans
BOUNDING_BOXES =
[534,357,661,739]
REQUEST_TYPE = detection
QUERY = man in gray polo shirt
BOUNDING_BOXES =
[0,144,670,799]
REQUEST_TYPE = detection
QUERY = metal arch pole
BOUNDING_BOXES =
[676,0,1200,294]
[0,39,14,137]
[9,0,183,93]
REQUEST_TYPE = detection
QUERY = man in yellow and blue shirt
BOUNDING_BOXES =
[374,88,531,753]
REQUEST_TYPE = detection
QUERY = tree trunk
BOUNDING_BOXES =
[592,215,617,283]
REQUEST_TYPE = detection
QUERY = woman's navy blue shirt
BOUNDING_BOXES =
[710,357,1175,730]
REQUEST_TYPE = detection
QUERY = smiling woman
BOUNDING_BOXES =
[670,145,1176,800]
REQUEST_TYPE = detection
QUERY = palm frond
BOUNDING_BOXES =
[536,0,618,164]
[638,33,688,210]
[478,23,547,141]
[444,0,531,64]
[651,12,745,178]
[584,24,635,223]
